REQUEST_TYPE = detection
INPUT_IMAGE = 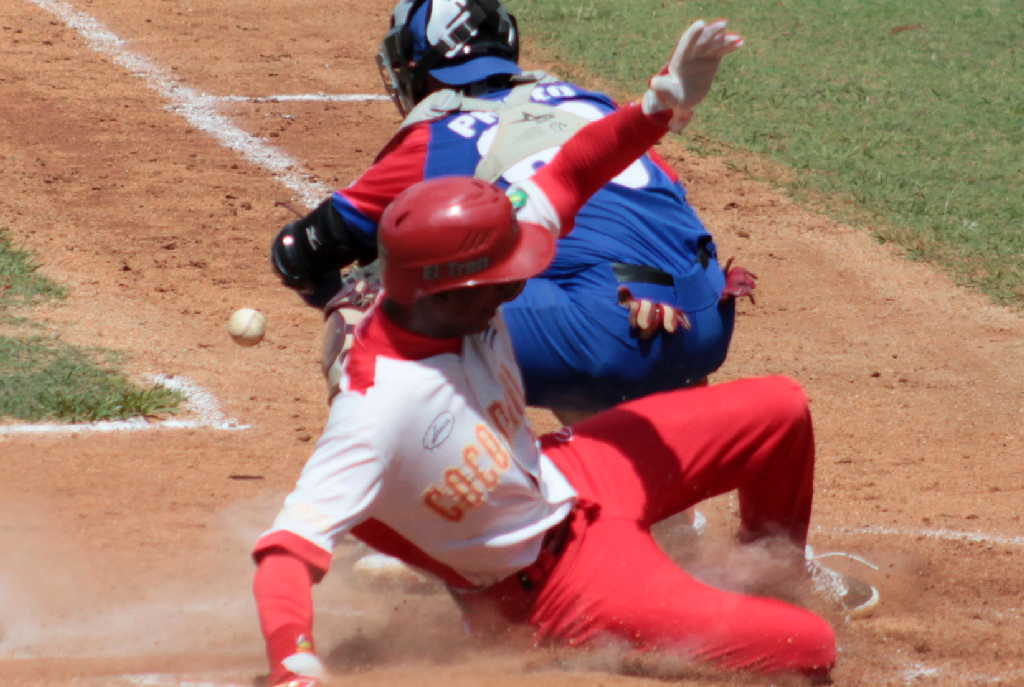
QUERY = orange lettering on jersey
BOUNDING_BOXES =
[424,486,463,522]
[487,401,513,441]
[445,467,485,507]
[477,424,511,470]
[422,424,515,522]
[485,365,526,440]
[464,444,500,490]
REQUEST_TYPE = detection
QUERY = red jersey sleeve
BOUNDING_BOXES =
[336,124,431,222]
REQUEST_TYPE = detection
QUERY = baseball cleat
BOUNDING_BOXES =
[805,546,880,617]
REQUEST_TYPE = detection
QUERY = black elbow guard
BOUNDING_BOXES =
[270,197,377,291]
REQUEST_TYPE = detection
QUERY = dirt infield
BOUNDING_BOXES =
[1,1,1022,686]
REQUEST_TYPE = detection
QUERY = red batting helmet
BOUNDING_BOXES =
[379,177,555,304]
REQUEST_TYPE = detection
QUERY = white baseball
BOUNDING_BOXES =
[227,307,266,346]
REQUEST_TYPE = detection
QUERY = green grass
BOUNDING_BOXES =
[0,227,67,309]
[510,0,1024,306]
[0,228,183,423]
[0,336,182,422]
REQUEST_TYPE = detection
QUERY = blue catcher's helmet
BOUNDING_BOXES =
[377,0,520,116]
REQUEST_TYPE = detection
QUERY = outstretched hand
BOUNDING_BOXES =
[643,19,745,131]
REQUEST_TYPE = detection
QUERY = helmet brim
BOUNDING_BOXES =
[469,219,556,286]
[412,220,555,301]
[429,55,521,86]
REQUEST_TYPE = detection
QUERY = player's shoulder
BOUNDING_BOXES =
[329,353,458,430]
[342,314,465,411]
[371,353,462,395]
[340,355,463,450]
[375,121,431,162]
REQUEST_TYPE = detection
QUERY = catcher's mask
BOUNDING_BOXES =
[378,177,554,304]
[377,0,520,116]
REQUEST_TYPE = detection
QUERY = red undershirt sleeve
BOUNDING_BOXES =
[253,550,318,685]
[337,124,430,222]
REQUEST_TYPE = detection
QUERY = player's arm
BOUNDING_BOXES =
[251,391,386,685]
[270,126,430,308]
[253,545,328,687]
[516,19,743,237]
[521,103,669,236]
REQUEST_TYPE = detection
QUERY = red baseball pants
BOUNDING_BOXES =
[461,375,836,677]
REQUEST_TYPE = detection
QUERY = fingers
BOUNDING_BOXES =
[663,304,692,333]
[636,299,656,334]
[672,19,706,75]
[696,20,744,57]
[618,286,691,337]
[700,20,744,57]
[673,19,743,74]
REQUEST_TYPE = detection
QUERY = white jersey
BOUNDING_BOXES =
[256,181,576,589]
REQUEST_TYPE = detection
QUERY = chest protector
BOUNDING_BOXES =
[399,71,592,183]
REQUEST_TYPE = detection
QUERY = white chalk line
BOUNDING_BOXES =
[95,672,249,687]
[105,658,1024,687]
[818,524,1024,549]
[896,659,1024,686]
[0,374,248,435]
[18,0,351,436]
[218,93,390,103]
[27,0,329,209]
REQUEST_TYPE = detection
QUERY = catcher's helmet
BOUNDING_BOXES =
[379,177,555,304]
[377,0,520,115]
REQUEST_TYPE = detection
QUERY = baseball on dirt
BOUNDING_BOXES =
[227,307,267,346]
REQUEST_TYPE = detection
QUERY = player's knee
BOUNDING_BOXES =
[756,375,811,426]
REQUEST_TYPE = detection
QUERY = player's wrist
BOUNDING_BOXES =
[641,87,693,132]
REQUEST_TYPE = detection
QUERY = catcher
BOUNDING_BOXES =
[271,0,757,422]
[252,20,848,687]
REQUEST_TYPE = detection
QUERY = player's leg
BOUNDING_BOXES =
[525,390,835,679]
[544,375,816,544]
[528,516,836,679]
[458,505,836,678]
[542,376,879,616]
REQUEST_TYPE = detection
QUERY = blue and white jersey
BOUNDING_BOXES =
[335,79,714,280]
[334,78,732,411]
